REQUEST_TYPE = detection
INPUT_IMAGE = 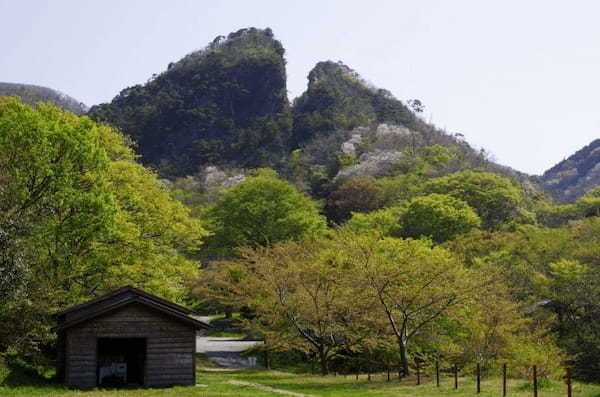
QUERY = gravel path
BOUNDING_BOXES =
[195,316,263,369]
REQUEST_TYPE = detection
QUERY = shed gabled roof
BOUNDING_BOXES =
[53,285,210,332]
[56,285,192,316]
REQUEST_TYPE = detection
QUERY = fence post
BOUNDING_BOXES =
[566,367,572,397]
[477,362,481,394]
[503,363,507,397]
[387,365,390,382]
[436,360,440,387]
[416,360,420,385]
[454,364,458,389]
[533,365,538,397]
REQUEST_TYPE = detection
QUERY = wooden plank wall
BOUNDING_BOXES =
[65,303,195,388]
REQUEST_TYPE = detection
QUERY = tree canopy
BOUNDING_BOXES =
[424,171,523,228]
[204,170,326,256]
[400,193,481,243]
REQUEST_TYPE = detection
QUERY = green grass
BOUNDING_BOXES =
[204,331,247,338]
[2,361,600,396]
[208,312,241,321]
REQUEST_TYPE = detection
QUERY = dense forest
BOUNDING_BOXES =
[5,27,600,385]
[89,28,292,177]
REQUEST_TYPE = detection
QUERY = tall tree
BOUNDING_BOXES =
[336,232,481,375]
[0,99,207,367]
[200,241,354,374]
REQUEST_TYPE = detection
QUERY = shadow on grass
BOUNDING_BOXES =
[0,361,58,388]
[221,370,410,394]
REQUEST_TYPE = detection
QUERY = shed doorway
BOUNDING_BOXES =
[97,338,146,387]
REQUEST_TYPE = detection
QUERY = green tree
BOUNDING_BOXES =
[336,232,480,376]
[344,207,403,237]
[537,258,600,380]
[400,194,481,243]
[424,171,523,228]
[205,170,326,256]
[199,241,355,375]
[95,159,207,300]
[0,98,208,367]
[0,98,116,362]
[575,186,600,217]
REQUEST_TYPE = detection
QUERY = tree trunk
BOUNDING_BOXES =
[318,347,329,375]
[398,337,410,376]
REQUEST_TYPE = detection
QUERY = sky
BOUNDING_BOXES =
[1,0,600,175]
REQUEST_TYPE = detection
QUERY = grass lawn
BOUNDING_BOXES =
[2,361,600,397]
[203,331,247,338]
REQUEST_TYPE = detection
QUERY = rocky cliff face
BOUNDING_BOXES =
[0,82,87,114]
[89,27,292,177]
[540,139,600,202]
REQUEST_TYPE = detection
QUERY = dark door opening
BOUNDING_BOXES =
[97,338,146,387]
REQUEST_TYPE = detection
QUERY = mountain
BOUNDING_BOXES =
[540,139,600,202]
[0,82,87,114]
[88,27,526,188]
[291,61,422,147]
[89,27,292,177]
[290,61,525,189]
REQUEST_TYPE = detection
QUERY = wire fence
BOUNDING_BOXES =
[338,361,574,396]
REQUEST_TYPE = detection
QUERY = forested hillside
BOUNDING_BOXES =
[89,28,292,177]
[540,139,600,202]
[291,60,421,146]
[0,82,87,114]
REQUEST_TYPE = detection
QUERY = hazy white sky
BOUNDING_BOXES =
[1,0,599,175]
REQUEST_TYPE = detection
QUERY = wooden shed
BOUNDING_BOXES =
[54,286,210,388]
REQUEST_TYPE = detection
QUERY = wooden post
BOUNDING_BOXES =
[533,365,538,397]
[368,370,371,382]
[387,365,390,382]
[503,363,507,397]
[398,367,402,381]
[454,364,458,389]
[356,368,359,381]
[436,361,440,387]
[416,360,421,385]
[477,363,481,393]
[566,367,572,397]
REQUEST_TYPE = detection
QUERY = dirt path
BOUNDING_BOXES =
[227,380,317,397]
